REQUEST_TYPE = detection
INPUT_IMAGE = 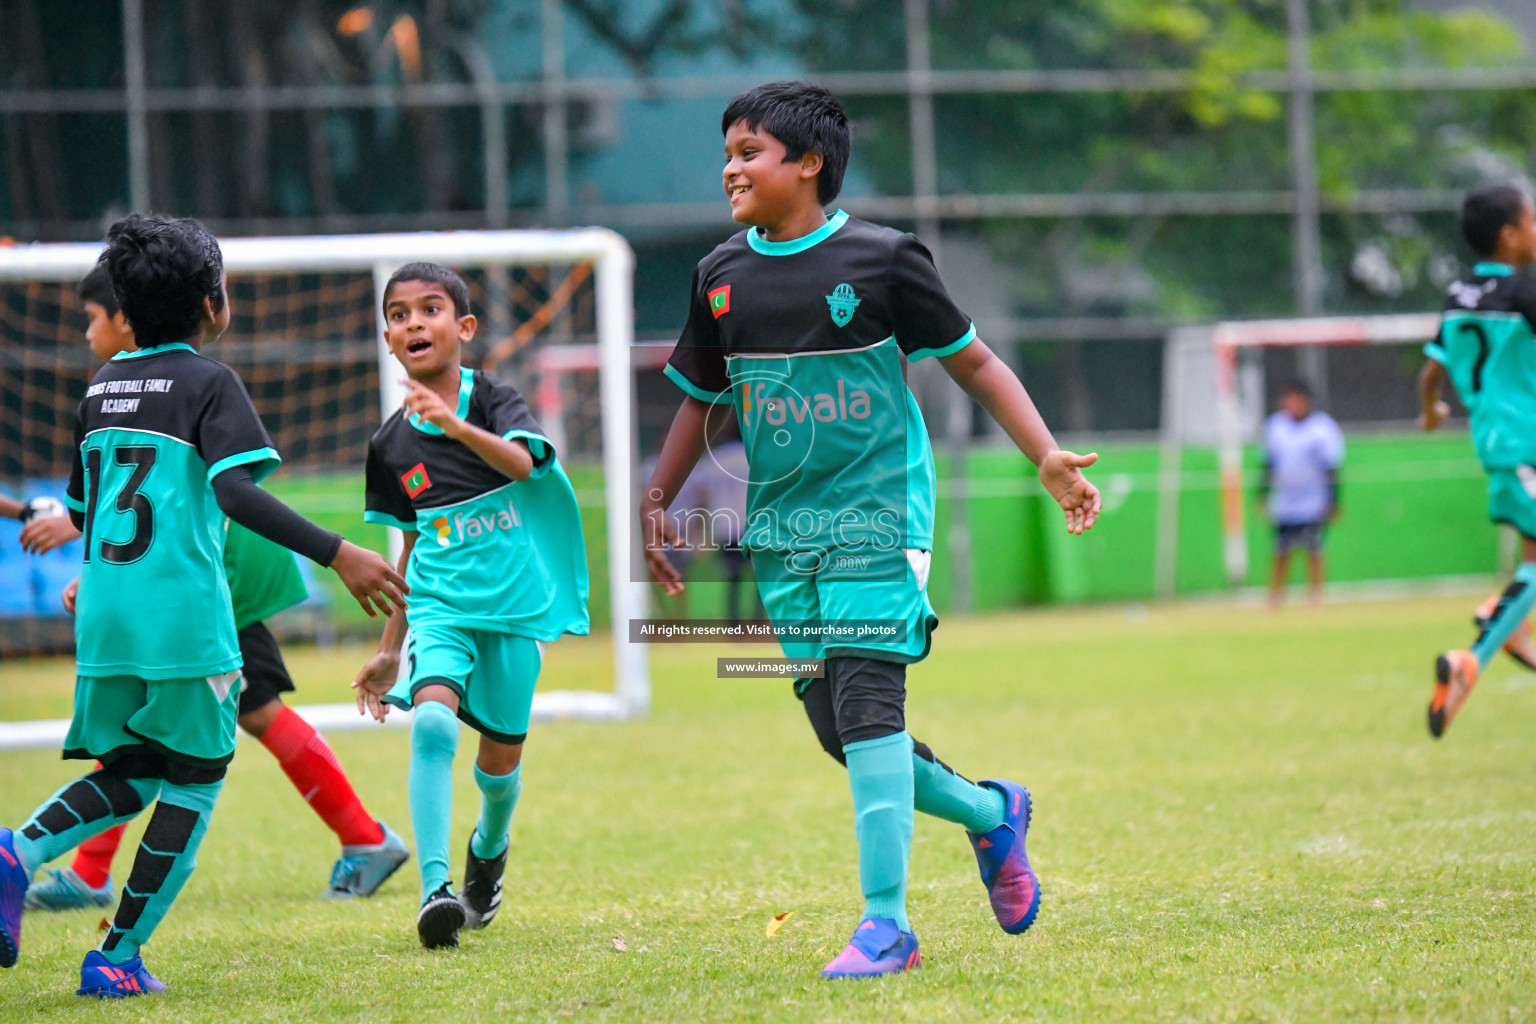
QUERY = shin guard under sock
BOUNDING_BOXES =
[100,779,222,965]
[408,702,459,898]
[912,743,1006,833]
[1472,562,1536,668]
[470,763,521,860]
[843,732,915,931]
[259,705,384,847]
[14,772,160,876]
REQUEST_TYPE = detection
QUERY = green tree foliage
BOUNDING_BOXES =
[788,1,1536,320]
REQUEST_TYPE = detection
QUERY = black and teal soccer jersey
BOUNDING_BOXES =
[364,367,589,640]
[1425,261,1536,471]
[64,342,281,679]
[664,210,975,554]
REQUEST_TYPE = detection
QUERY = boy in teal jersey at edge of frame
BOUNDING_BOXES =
[0,214,407,998]
[352,262,589,951]
[642,81,1103,979]
[20,265,409,915]
[1419,183,1536,737]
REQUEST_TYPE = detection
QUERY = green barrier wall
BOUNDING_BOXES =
[269,430,1498,629]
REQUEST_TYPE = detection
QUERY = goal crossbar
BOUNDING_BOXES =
[0,229,649,740]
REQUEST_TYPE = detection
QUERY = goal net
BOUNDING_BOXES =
[1157,313,1448,596]
[0,230,648,747]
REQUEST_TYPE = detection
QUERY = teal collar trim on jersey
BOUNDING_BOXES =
[1475,262,1515,277]
[407,366,474,435]
[748,209,849,256]
[111,342,197,360]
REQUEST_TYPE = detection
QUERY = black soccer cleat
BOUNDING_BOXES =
[459,836,506,931]
[417,883,466,950]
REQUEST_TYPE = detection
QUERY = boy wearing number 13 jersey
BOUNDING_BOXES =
[0,214,406,998]
[1419,184,1536,737]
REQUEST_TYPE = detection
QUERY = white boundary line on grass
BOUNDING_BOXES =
[0,691,628,752]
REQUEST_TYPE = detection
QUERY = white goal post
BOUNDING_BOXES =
[1157,313,1441,597]
[0,230,648,749]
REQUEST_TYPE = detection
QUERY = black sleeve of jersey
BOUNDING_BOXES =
[664,266,733,402]
[889,234,976,360]
[476,374,556,475]
[196,365,280,482]
[364,440,419,532]
[65,404,86,518]
[212,466,342,567]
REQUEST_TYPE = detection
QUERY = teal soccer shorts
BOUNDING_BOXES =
[1488,466,1536,541]
[750,546,938,666]
[385,625,543,744]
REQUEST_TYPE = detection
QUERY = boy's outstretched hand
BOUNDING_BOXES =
[640,496,686,597]
[330,540,410,617]
[1039,450,1102,535]
[353,651,399,722]
[19,514,80,555]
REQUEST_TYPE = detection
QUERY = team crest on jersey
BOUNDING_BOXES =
[708,285,731,319]
[401,462,431,499]
[826,283,861,327]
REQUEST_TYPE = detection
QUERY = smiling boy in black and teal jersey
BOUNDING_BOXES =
[642,82,1103,979]
[352,262,589,951]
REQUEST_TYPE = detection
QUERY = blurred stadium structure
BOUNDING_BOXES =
[4,0,1536,636]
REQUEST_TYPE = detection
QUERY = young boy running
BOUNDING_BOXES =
[641,82,1102,979]
[1419,183,1536,737]
[352,263,588,950]
[20,267,409,912]
[0,214,407,997]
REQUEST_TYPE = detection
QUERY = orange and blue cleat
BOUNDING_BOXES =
[76,950,166,998]
[820,918,920,979]
[1429,650,1480,739]
[967,779,1040,935]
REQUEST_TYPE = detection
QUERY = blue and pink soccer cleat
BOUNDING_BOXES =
[967,779,1040,935]
[76,950,166,998]
[820,918,921,979]
[0,827,29,968]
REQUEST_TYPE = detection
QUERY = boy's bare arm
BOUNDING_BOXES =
[353,531,418,721]
[939,338,1102,534]
[1418,359,1450,430]
[639,396,722,595]
[400,377,535,481]
[0,495,21,520]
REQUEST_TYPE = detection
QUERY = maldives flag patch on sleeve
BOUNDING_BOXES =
[401,462,431,499]
[708,285,731,318]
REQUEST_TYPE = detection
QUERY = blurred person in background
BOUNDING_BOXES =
[1261,381,1343,607]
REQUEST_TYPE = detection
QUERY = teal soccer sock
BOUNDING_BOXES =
[409,701,459,898]
[1472,562,1536,668]
[470,763,522,859]
[100,778,222,965]
[912,745,1006,834]
[843,732,915,932]
[13,770,161,875]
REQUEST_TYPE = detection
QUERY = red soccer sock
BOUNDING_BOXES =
[71,823,128,890]
[259,706,385,848]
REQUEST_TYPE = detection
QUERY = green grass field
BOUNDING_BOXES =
[2,595,1535,1021]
